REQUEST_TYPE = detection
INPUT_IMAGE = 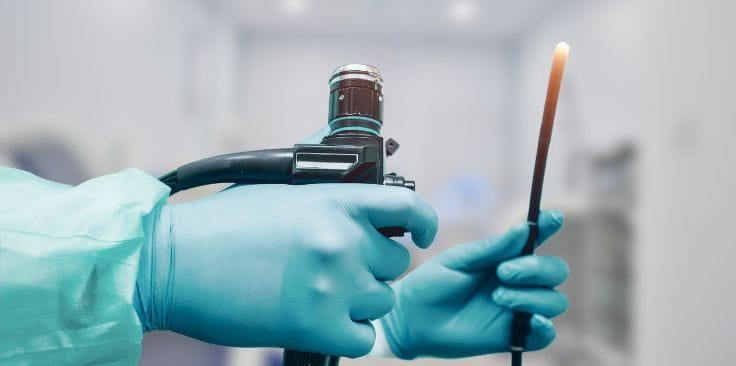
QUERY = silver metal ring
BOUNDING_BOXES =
[331,64,380,76]
[329,64,383,86]
[329,73,383,85]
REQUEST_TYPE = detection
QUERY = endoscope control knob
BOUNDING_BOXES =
[385,138,400,157]
[383,173,415,191]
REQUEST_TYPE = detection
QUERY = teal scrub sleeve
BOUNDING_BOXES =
[0,167,170,365]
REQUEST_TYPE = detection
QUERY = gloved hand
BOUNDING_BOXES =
[135,183,438,357]
[381,210,568,359]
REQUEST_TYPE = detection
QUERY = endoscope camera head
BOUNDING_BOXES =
[327,64,384,136]
[300,63,413,191]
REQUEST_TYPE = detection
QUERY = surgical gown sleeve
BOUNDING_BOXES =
[0,167,170,365]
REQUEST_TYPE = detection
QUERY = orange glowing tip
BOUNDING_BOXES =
[543,42,569,136]
[525,41,569,226]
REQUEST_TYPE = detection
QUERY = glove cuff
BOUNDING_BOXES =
[368,319,395,358]
[380,298,418,360]
[134,204,176,332]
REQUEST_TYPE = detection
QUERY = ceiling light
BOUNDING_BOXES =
[449,1,477,23]
[283,0,308,15]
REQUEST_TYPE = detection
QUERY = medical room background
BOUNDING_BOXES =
[1,1,734,365]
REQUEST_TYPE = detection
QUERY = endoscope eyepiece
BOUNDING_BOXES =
[327,64,384,136]
[329,64,383,86]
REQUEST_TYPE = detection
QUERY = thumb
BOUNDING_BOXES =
[440,210,564,272]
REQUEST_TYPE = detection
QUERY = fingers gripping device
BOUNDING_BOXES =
[158,64,413,366]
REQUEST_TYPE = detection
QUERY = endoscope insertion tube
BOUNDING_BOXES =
[509,42,569,366]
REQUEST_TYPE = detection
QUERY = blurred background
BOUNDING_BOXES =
[1,0,733,365]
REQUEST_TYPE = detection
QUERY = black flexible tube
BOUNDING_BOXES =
[283,350,339,366]
[161,148,294,194]
[511,351,522,366]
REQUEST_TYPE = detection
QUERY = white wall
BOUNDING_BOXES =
[636,0,736,365]
[0,0,241,176]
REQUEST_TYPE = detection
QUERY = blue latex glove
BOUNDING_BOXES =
[381,211,568,359]
[135,183,438,357]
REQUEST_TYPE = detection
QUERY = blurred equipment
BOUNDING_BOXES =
[510,42,569,366]
[4,136,89,185]
[547,144,636,366]
[158,64,415,366]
